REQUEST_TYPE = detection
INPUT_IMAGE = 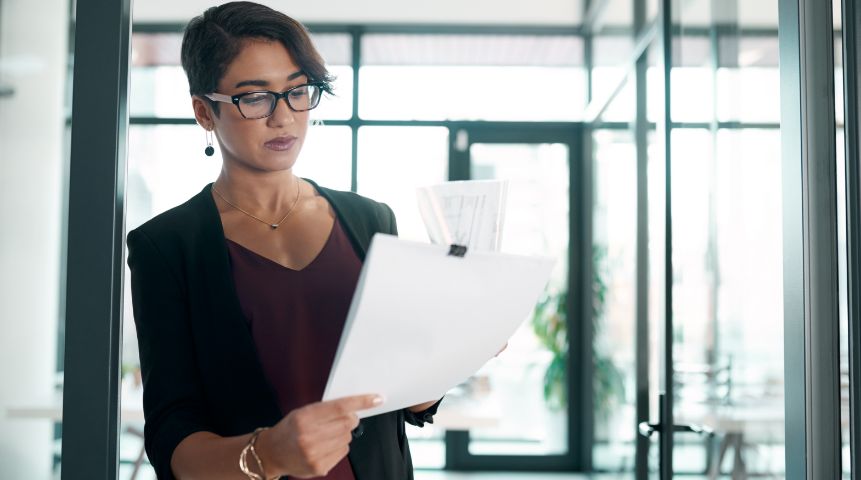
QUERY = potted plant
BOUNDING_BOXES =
[532,245,626,418]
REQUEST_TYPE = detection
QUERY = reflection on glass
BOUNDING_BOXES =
[838,127,850,478]
[716,68,780,123]
[835,2,849,472]
[591,130,637,470]
[600,73,636,122]
[671,129,785,476]
[463,143,569,456]
[671,67,714,123]
[648,127,666,477]
[592,36,635,108]
[666,2,785,475]
[596,0,635,31]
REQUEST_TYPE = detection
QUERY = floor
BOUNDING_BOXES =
[117,466,632,480]
[415,473,629,480]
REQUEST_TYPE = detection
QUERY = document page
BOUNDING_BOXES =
[417,180,508,252]
[322,234,554,418]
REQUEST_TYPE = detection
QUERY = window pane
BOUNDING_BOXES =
[716,36,780,123]
[356,127,448,242]
[671,36,713,123]
[130,32,353,120]
[591,35,635,109]
[835,2,849,475]
[294,126,352,192]
[591,130,638,470]
[465,143,570,456]
[716,67,780,123]
[671,128,785,475]
[360,34,586,121]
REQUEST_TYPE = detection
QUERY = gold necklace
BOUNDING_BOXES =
[212,181,302,230]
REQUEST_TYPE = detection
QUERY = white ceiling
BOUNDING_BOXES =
[132,0,584,26]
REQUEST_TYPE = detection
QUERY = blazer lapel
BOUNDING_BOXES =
[189,185,282,429]
[305,178,373,261]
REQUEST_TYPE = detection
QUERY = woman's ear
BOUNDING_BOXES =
[191,96,215,129]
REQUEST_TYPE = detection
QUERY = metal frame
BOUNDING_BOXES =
[59,0,131,477]
[842,0,861,477]
[633,0,651,476]
[657,1,674,478]
[779,0,843,477]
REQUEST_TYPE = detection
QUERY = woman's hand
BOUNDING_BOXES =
[257,394,383,478]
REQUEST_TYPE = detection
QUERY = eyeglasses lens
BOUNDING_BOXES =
[237,85,322,119]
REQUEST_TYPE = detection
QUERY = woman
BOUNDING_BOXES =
[127,3,441,478]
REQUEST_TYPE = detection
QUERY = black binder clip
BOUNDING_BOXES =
[448,244,468,257]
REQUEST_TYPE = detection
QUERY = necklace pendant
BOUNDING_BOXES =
[270,224,278,230]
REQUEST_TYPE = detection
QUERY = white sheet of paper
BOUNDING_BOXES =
[416,180,508,252]
[322,234,555,418]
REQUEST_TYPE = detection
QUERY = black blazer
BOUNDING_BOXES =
[127,180,440,480]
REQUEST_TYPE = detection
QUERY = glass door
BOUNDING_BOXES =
[444,124,586,471]
[635,0,788,478]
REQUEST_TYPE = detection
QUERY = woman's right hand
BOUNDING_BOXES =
[257,394,384,478]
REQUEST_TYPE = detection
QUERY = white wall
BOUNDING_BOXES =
[0,0,69,477]
[133,0,583,25]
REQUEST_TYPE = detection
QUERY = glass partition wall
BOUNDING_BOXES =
[588,0,790,477]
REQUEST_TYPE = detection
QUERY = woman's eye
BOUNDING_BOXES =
[289,87,309,98]
[241,94,269,105]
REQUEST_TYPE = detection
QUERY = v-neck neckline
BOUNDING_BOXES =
[224,217,338,273]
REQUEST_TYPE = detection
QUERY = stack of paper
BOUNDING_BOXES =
[417,180,509,252]
[323,235,554,418]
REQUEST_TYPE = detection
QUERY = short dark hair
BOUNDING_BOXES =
[180,1,334,109]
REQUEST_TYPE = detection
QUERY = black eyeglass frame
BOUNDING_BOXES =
[204,82,325,119]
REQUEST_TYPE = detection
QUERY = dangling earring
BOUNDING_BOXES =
[204,129,215,157]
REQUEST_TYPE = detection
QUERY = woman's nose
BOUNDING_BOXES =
[267,96,296,126]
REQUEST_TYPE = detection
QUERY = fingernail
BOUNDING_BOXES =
[372,395,385,406]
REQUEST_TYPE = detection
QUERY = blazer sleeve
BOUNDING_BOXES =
[379,203,446,427]
[127,228,213,479]
[382,202,398,236]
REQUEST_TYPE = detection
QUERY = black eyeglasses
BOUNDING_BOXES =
[204,83,324,119]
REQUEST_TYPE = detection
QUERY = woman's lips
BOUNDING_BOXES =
[264,136,297,151]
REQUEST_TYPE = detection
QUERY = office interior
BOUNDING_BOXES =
[0,0,858,478]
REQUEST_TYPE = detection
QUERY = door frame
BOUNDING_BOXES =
[442,123,591,471]
[60,0,132,477]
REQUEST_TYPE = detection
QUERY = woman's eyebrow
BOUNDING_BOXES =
[234,79,269,88]
[233,71,306,89]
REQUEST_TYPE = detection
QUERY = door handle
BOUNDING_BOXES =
[638,421,714,438]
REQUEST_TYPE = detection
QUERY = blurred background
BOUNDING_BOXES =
[0,0,855,478]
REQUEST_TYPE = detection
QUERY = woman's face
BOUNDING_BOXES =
[197,39,311,174]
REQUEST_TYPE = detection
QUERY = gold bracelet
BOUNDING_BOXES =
[239,427,273,480]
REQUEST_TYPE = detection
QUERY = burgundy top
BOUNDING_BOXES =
[226,217,361,480]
